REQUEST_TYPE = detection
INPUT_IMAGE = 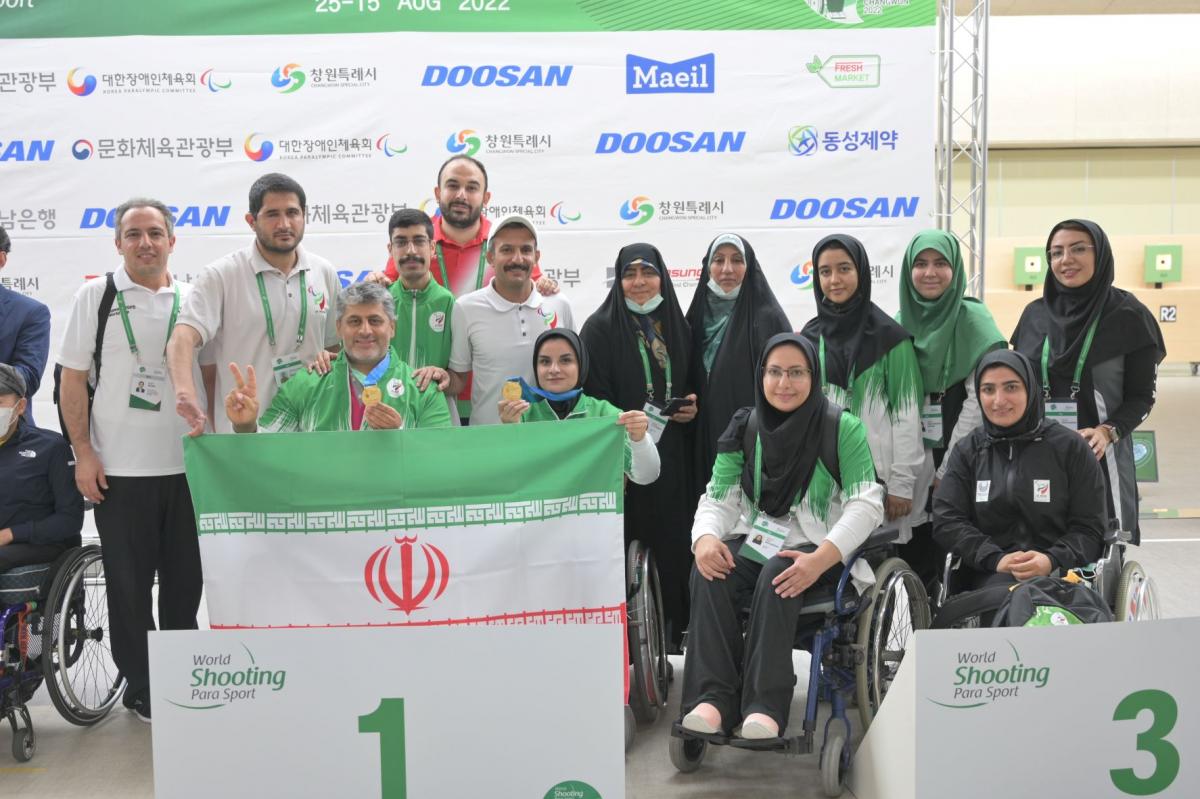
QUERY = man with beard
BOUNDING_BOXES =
[447,215,574,426]
[167,173,340,434]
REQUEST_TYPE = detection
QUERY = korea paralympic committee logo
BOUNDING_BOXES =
[271,63,307,93]
[365,535,451,615]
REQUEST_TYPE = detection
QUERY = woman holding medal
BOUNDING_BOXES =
[686,233,791,493]
[895,230,1006,584]
[800,234,925,542]
[579,243,696,651]
[680,333,883,740]
[498,328,660,486]
[1012,220,1164,541]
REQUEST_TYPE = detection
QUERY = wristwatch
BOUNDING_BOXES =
[1100,423,1120,444]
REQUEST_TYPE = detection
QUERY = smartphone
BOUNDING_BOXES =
[660,396,695,416]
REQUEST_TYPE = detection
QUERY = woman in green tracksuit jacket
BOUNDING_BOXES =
[498,328,660,484]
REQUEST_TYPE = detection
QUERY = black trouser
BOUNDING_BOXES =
[92,474,202,704]
[898,521,944,590]
[0,539,79,572]
[681,537,840,735]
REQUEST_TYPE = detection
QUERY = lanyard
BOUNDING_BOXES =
[435,242,487,294]
[115,283,180,362]
[753,433,763,505]
[256,270,307,350]
[1040,314,1100,400]
[819,336,855,389]
[354,353,391,388]
[636,339,672,401]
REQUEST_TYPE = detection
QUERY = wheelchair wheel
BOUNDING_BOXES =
[668,734,706,773]
[1114,560,1159,621]
[626,541,669,725]
[856,558,930,730]
[819,729,847,798]
[40,545,125,726]
[11,725,34,762]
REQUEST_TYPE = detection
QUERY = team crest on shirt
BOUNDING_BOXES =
[536,304,559,329]
[429,311,446,332]
[308,285,327,312]
[387,378,404,398]
[1033,479,1050,503]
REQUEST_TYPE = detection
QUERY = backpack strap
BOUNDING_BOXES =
[92,272,118,387]
[741,401,845,489]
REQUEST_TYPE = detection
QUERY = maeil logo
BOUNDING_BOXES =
[271,63,307,93]
[626,53,714,94]
[364,535,450,615]
[66,67,97,96]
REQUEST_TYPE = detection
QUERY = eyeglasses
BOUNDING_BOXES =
[390,236,431,250]
[1047,243,1094,264]
[765,367,812,383]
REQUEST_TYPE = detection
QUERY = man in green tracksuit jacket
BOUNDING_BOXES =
[225,281,451,433]
[387,208,455,376]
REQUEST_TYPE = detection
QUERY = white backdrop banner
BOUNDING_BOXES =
[2,0,937,422]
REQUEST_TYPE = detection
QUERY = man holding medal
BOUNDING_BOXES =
[167,173,341,435]
[58,198,209,723]
[447,214,575,426]
[225,282,451,433]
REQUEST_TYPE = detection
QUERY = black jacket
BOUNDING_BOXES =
[932,420,1106,574]
[1,418,84,547]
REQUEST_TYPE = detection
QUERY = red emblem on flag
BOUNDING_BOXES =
[364,535,451,615]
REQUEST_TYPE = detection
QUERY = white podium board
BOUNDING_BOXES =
[852,618,1199,798]
[150,625,622,798]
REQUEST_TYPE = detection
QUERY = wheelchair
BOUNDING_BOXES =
[667,527,931,797]
[624,538,672,751]
[933,523,1159,627]
[1,544,125,762]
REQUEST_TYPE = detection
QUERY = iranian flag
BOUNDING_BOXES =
[182,419,626,631]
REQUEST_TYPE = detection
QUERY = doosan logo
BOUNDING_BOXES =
[421,64,572,87]
[771,196,919,220]
[0,139,54,162]
[596,130,744,155]
[626,53,714,94]
[80,205,231,229]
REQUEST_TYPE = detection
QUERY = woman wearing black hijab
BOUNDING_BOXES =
[680,334,884,740]
[933,350,1107,590]
[580,243,697,650]
[800,234,925,538]
[686,233,791,491]
[1011,219,1165,542]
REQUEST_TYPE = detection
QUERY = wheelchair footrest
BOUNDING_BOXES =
[670,721,813,755]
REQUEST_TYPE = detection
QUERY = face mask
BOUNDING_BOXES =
[624,294,664,315]
[708,278,741,300]
[0,406,16,436]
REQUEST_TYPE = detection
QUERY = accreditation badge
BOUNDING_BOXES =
[272,352,304,387]
[738,512,790,564]
[921,402,944,449]
[1045,400,1079,431]
[642,402,667,445]
[128,364,166,412]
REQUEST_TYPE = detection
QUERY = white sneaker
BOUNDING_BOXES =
[738,714,779,739]
[681,703,721,734]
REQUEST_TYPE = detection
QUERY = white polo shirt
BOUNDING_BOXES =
[449,281,575,426]
[58,268,208,476]
[176,243,340,433]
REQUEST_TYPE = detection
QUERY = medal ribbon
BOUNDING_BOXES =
[116,282,180,363]
[356,352,392,388]
[256,269,308,350]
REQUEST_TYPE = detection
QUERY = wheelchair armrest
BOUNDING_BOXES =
[1104,519,1121,545]
[859,523,900,552]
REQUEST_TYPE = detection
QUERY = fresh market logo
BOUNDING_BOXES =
[806,54,881,88]
[271,63,307,93]
[791,261,814,290]
[170,643,287,710]
[244,133,274,162]
[365,535,451,616]
[199,68,232,93]
[66,67,97,96]
[619,196,654,227]
[770,196,918,221]
[0,139,54,162]
[626,53,713,94]
[375,134,408,157]
[596,130,744,155]
[927,641,1050,709]
[421,64,572,87]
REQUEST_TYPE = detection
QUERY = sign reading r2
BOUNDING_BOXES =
[1159,306,1177,323]
[359,698,407,798]
[1111,689,1179,795]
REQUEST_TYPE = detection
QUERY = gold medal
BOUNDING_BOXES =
[362,385,382,406]
[501,380,522,401]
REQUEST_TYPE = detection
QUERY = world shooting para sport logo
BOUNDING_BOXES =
[364,535,451,616]
[66,67,97,97]
[199,68,232,93]
[243,133,274,162]
[271,63,307,94]
[446,129,482,156]
[170,642,287,711]
[619,196,654,227]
